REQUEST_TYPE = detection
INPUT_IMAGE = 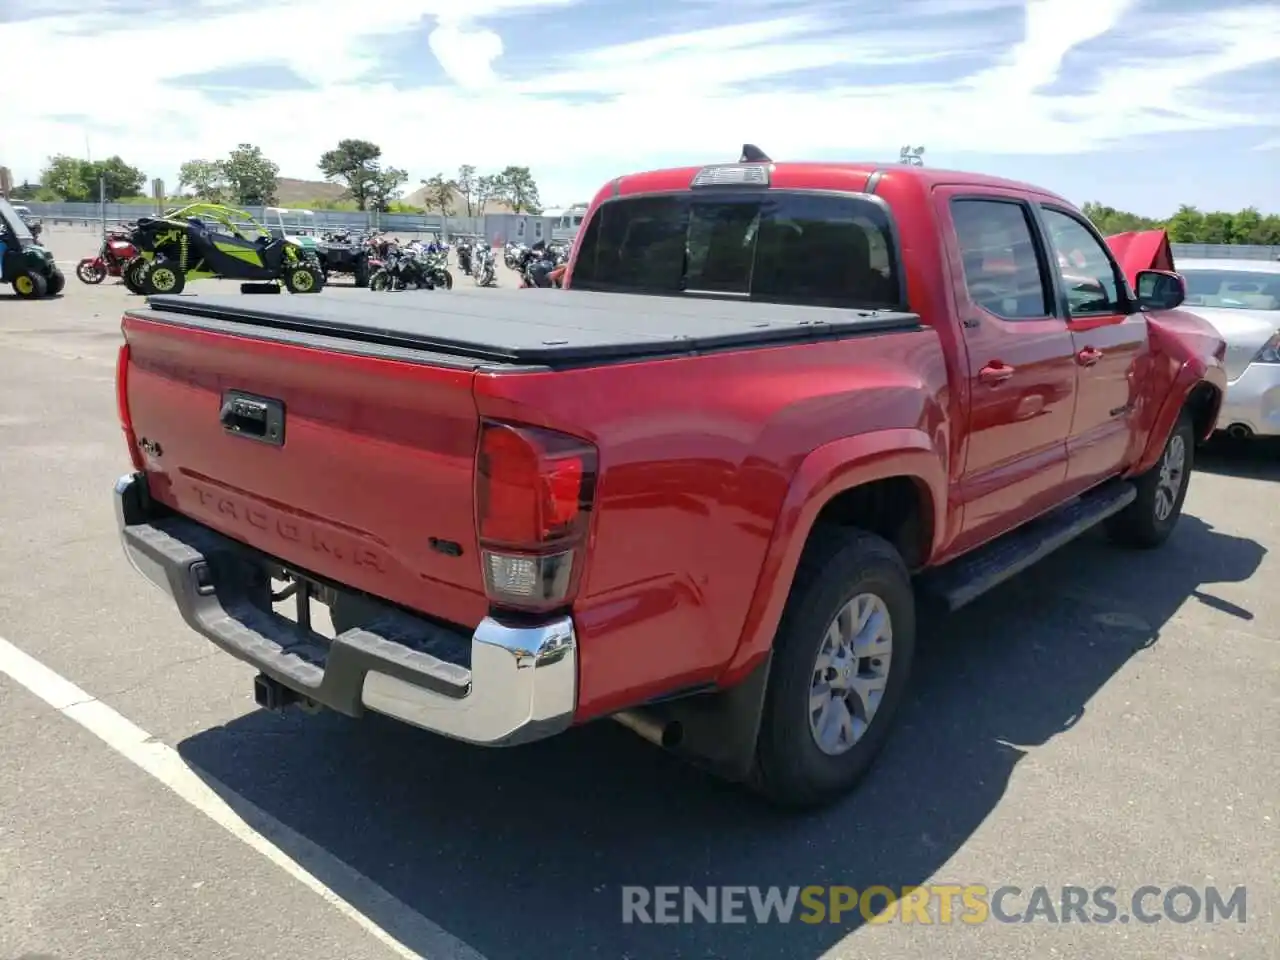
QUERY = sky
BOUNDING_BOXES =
[3,0,1278,216]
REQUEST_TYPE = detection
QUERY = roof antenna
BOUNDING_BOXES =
[739,144,771,163]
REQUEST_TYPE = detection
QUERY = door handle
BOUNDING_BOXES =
[1076,347,1103,367]
[978,362,1014,384]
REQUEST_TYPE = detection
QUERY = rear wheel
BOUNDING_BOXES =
[141,259,186,296]
[123,257,148,295]
[353,261,370,288]
[13,271,48,299]
[1105,411,1194,548]
[369,270,391,292]
[751,529,916,808]
[284,264,323,294]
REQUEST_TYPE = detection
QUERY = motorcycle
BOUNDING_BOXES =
[504,241,528,270]
[517,243,567,289]
[422,249,454,290]
[455,240,473,276]
[472,245,497,287]
[76,230,140,284]
[369,248,441,291]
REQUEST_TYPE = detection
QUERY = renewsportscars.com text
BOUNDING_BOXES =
[621,884,1247,925]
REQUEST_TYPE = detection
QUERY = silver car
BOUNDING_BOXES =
[1176,257,1280,439]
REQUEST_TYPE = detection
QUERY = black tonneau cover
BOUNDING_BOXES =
[140,287,922,366]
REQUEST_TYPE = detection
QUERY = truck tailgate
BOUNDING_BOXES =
[120,312,488,629]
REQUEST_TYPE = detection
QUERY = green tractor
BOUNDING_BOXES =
[0,197,64,298]
[123,203,324,296]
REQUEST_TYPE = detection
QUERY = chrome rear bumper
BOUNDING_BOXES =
[114,472,577,745]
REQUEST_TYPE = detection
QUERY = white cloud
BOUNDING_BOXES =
[5,0,1279,205]
[428,21,505,90]
[1254,136,1280,151]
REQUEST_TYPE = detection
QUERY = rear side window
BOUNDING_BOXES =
[950,199,1051,320]
[572,192,903,310]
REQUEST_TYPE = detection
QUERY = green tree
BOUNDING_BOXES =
[369,167,409,213]
[39,154,145,201]
[222,144,278,206]
[1080,201,1161,235]
[455,164,478,216]
[177,159,228,201]
[40,155,92,200]
[318,139,383,211]
[92,156,146,200]
[1164,204,1204,243]
[495,165,542,214]
[474,173,501,213]
[420,173,455,216]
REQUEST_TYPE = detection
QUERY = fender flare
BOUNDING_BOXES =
[721,427,947,684]
[1131,360,1225,476]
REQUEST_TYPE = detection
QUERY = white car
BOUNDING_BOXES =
[1176,257,1280,439]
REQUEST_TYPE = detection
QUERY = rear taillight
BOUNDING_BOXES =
[1253,331,1280,365]
[116,339,144,471]
[475,420,598,612]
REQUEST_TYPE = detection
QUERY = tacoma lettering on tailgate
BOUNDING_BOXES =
[191,483,386,574]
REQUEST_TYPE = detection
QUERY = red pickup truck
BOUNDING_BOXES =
[112,150,1227,808]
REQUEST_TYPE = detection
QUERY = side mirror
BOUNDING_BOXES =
[1136,269,1185,310]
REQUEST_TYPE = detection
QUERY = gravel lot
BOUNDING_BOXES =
[2,227,1277,960]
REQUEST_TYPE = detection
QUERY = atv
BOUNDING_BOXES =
[1,197,64,298]
[315,229,374,287]
[124,203,324,296]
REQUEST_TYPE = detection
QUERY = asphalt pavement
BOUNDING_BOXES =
[1,227,1276,960]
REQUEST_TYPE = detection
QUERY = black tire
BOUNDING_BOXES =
[123,258,148,295]
[284,264,322,294]
[751,528,917,809]
[439,269,453,290]
[13,271,48,299]
[1105,411,1194,548]
[369,270,391,292]
[353,262,370,288]
[141,259,186,296]
[46,269,65,296]
[77,260,106,284]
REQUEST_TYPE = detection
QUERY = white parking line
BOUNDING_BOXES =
[0,635,487,960]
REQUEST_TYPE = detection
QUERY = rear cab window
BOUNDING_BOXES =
[571,191,905,311]
[949,199,1052,320]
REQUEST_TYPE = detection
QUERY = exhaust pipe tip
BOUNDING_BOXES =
[1225,423,1254,441]
[613,709,684,749]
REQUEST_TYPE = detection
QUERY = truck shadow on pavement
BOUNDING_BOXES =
[1195,436,1280,483]
[177,514,1264,960]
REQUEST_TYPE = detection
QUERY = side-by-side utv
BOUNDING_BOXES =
[125,203,324,296]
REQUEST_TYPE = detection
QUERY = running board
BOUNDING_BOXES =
[918,481,1137,612]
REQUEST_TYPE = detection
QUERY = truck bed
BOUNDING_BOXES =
[137,287,922,368]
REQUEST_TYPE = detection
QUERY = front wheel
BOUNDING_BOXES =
[46,269,66,297]
[284,264,323,294]
[12,271,48,299]
[77,259,107,284]
[369,270,391,292]
[1105,411,1194,548]
[750,529,916,809]
[140,258,186,296]
[437,269,453,290]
